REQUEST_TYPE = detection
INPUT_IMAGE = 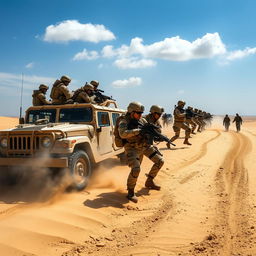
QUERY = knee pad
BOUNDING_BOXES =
[131,167,140,178]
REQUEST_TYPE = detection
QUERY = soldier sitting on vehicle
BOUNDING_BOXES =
[72,82,96,104]
[50,75,73,105]
[90,80,115,107]
[118,102,164,203]
[32,84,52,106]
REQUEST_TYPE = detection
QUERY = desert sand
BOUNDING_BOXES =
[0,116,256,256]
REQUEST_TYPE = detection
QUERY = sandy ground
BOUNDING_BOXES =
[0,116,256,256]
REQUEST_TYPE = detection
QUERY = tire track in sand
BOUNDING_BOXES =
[212,131,252,255]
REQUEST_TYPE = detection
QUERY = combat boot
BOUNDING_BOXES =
[127,189,138,203]
[183,138,192,145]
[166,142,171,149]
[145,177,161,190]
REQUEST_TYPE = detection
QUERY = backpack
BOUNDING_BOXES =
[50,80,61,99]
[113,114,127,147]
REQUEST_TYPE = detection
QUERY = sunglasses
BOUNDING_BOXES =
[134,111,143,114]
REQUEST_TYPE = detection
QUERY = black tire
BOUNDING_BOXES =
[69,150,92,190]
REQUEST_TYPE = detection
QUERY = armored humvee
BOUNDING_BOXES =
[0,102,125,190]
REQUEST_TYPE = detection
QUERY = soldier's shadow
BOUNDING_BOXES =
[136,187,150,197]
[159,146,188,151]
[83,192,129,209]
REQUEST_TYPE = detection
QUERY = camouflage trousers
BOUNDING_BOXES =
[170,121,191,142]
[185,119,197,132]
[124,144,164,190]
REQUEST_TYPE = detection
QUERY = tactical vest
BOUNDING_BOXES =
[173,107,185,122]
[50,80,61,99]
[113,114,126,147]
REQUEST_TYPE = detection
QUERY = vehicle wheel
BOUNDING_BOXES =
[118,152,127,165]
[69,150,92,190]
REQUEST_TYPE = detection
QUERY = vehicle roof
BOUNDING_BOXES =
[26,103,125,113]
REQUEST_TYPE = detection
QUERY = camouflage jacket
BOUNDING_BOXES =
[32,90,51,106]
[50,80,73,104]
[73,88,95,104]
[118,113,147,145]
[173,107,186,122]
[145,113,162,133]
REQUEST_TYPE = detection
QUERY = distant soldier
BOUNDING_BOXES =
[194,108,202,132]
[118,102,164,203]
[198,110,206,131]
[233,113,243,132]
[72,83,96,104]
[32,84,52,106]
[162,113,168,127]
[169,100,192,145]
[50,75,73,104]
[185,106,197,134]
[223,114,231,131]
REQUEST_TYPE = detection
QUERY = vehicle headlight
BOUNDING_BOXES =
[0,137,8,148]
[41,136,52,148]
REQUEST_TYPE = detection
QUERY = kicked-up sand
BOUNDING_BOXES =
[0,116,256,256]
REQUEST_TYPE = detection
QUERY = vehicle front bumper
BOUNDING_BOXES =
[0,157,69,168]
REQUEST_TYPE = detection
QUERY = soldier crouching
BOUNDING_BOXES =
[118,102,164,203]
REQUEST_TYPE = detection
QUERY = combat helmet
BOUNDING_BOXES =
[83,82,94,91]
[150,105,164,114]
[177,100,186,106]
[187,106,193,110]
[60,75,71,83]
[127,102,145,113]
[39,84,49,90]
[90,80,99,87]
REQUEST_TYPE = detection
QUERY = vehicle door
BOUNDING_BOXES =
[96,111,113,155]
[111,112,121,150]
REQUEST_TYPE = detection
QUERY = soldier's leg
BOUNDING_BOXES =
[143,146,164,190]
[191,120,197,134]
[181,123,192,145]
[170,125,181,142]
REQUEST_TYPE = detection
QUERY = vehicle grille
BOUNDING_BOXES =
[7,135,47,156]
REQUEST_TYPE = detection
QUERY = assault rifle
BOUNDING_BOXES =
[128,119,175,147]
[94,89,116,104]
[185,108,203,119]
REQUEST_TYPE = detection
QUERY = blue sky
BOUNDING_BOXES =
[1,0,256,116]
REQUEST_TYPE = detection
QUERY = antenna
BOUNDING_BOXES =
[19,73,24,119]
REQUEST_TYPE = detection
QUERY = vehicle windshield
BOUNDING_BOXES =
[26,109,56,124]
[59,107,93,123]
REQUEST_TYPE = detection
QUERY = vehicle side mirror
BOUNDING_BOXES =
[96,127,102,133]
[19,117,25,124]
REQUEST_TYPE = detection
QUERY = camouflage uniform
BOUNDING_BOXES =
[170,101,191,145]
[50,76,73,105]
[145,113,162,133]
[185,106,197,134]
[198,110,206,131]
[223,115,231,131]
[32,84,51,106]
[193,108,202,132]
[119,113,164,191]
[73,83,96,104]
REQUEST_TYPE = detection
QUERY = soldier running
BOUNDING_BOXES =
[118,102,164,203]
[169,100,192,145]
[185,106,197,134]
[32,84,52,106]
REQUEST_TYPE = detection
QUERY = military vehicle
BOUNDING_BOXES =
[0,102,125,190]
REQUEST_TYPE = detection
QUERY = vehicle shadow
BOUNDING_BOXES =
[83,191,129,209]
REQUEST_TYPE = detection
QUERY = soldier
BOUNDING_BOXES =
[72,83,96,104]
[32,84,52,106]
[146,105,171,148]
[169,100,192,145]
[185,106,197,134]
[194,108,202,132]
[223,114,231,131]
[50,75,73,104]
[118,102,164,203]
[233,113,243,132]
[162,113,168,128]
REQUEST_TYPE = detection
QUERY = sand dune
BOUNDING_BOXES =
[0,116,256,255]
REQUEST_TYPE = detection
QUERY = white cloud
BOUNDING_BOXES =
[112,77,142,88]
[226,47,256,60]
[177,90,185,94]
[114,57,156,69]
[102,33,226,61]
[25,62,35,69]
[73,49,99,60]
[43,20,116,43]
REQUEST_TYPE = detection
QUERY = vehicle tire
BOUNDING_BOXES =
[118,152,127,165]
[68,150,92,190]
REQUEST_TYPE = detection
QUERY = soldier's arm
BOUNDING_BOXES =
[118,120,141,139]
[61,85,73,99]
[80,92,92,103]
[38,94,52,105]
[174,108,186,118]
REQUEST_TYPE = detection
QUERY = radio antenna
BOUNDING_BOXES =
[19,72,24,119]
